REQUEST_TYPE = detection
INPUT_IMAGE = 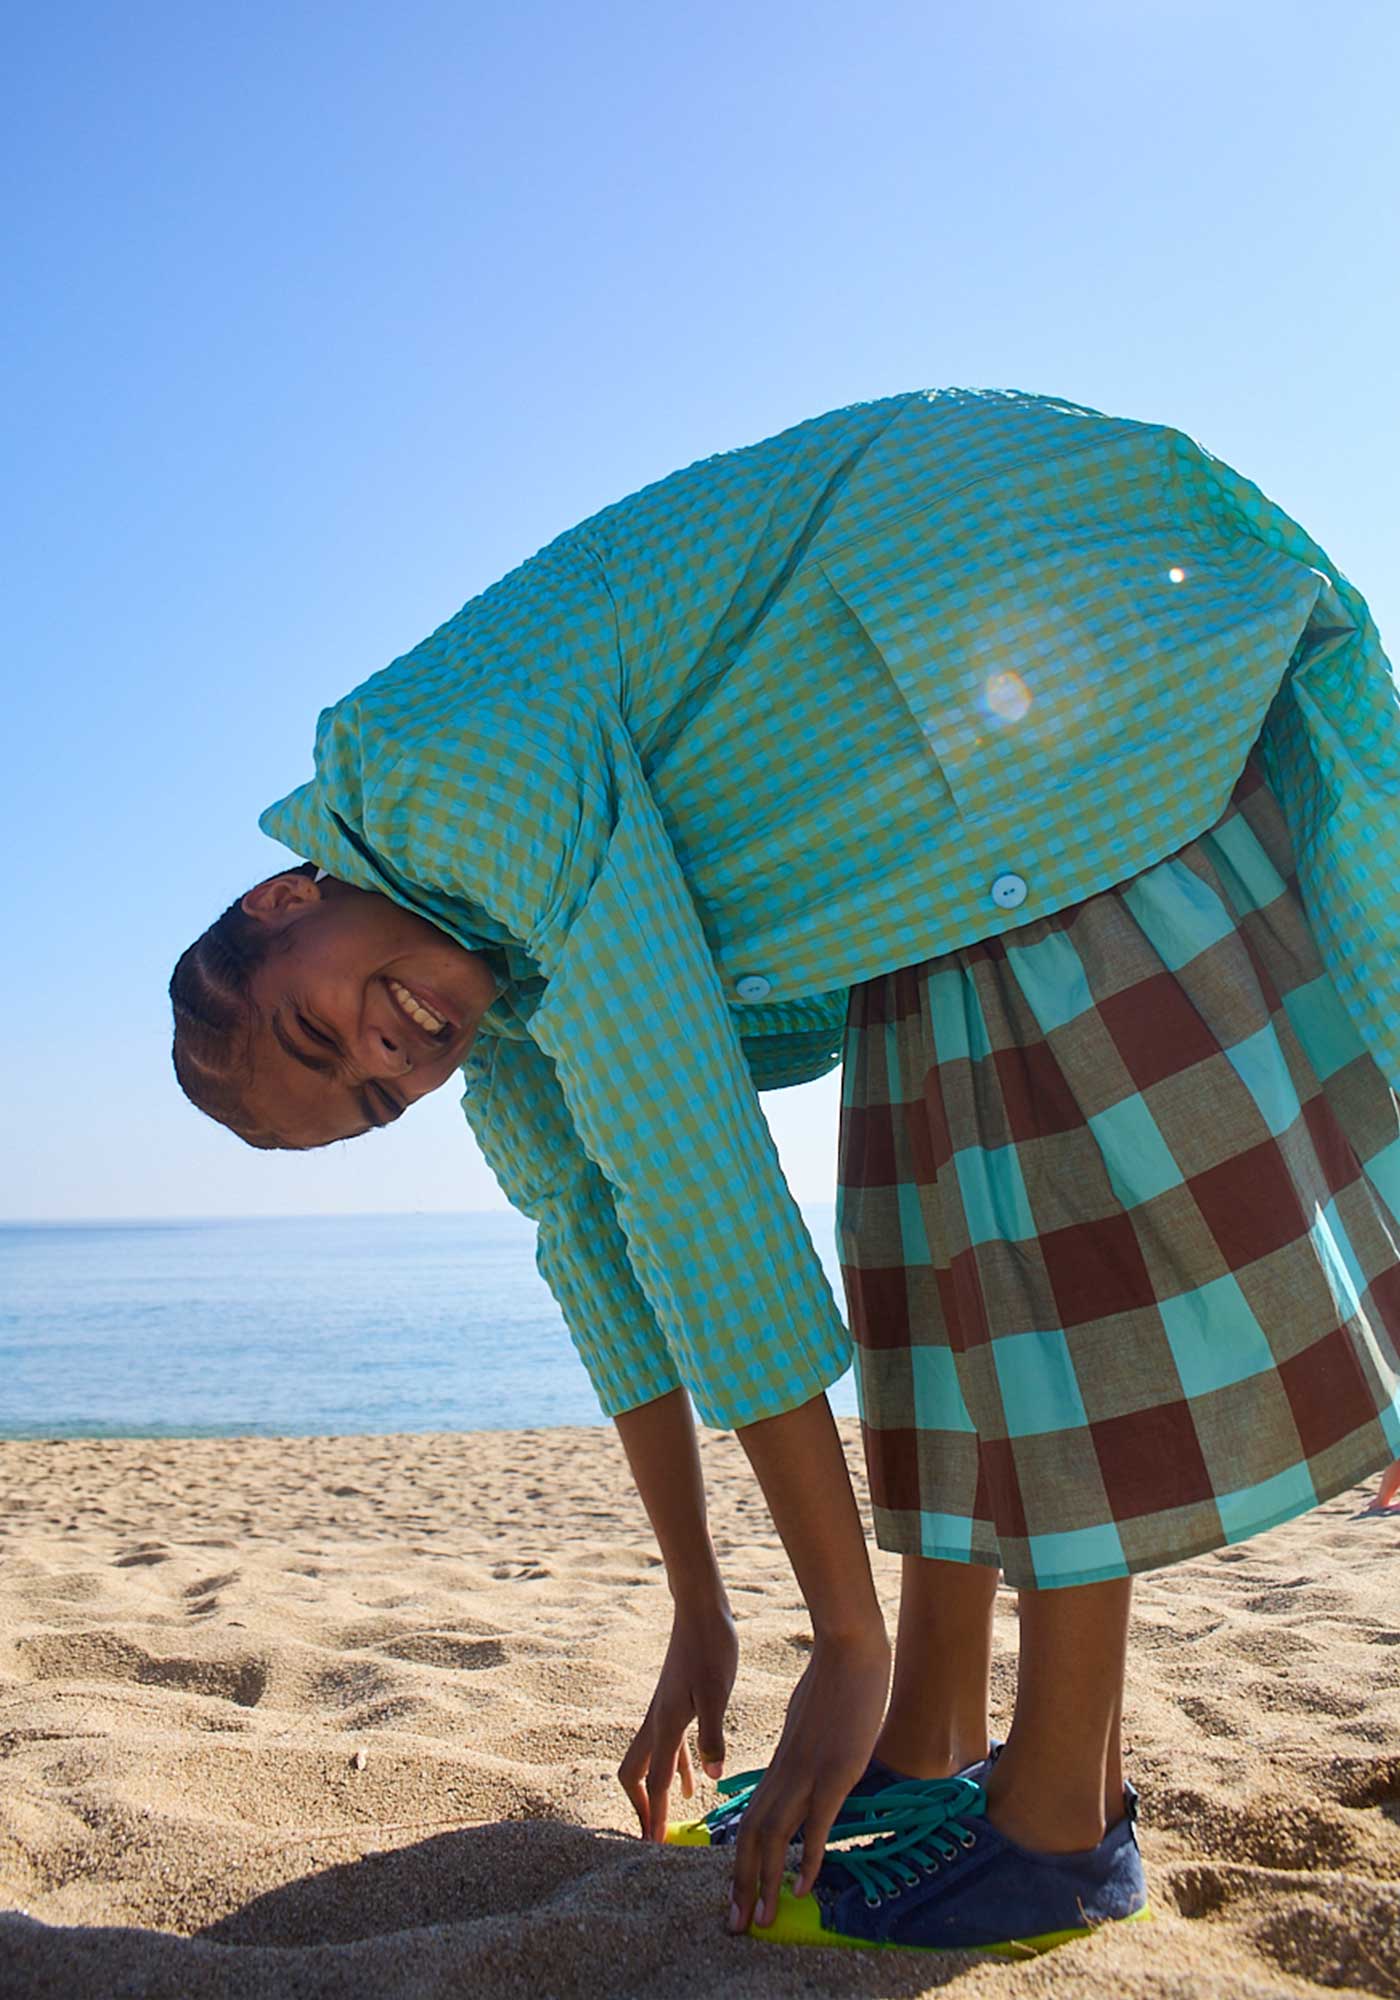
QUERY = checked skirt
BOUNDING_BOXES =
[837,751,1400,1589]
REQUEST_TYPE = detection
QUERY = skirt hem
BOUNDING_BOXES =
[869,1429,1398,1588]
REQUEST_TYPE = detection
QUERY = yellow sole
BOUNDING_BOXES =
[751,1883,1153,1956]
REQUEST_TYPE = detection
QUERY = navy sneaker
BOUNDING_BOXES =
[665,1741,1004,1849]
[750,1773,1149,1957]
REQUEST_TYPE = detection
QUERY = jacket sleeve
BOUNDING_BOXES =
[360,702,853,1429]
[506,737,850,1427]
[458,1032,683,1415]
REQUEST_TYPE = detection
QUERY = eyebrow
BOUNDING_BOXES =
[268,1006,400,1138]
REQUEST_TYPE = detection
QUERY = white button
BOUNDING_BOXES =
[990,872,1028,910]
[734,974,772,1002]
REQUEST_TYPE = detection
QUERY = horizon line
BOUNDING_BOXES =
[0,1199,840,1228]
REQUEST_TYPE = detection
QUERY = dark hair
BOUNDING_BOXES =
[168,865,317,1149]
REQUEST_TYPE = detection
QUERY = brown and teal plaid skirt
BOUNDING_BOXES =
[836,752,1400,1590]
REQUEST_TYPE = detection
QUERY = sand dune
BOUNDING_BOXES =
[1,1422,1397,1997]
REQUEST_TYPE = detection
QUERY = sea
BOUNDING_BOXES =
[0,1211,857,1439]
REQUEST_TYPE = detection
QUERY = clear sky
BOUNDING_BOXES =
[4,0,1397,1220]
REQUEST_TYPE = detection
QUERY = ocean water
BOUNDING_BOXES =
[0,1210,856,1438]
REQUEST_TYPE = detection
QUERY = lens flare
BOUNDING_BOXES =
[983,670,1032,723]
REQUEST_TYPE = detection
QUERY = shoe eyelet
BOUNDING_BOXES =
[960,1832,977,1849]
[863,1893,882,1910]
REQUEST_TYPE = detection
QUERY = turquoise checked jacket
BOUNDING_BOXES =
[261,388,1397,1427]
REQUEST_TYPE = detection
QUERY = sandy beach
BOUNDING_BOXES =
[1,1420,1397,1998]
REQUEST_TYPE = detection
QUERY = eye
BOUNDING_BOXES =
[297,1013,337,1052]
[364,1082,403,1126]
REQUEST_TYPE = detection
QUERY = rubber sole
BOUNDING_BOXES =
[750,1882,1153,1956]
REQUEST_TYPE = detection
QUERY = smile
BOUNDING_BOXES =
[387,978,453,1043]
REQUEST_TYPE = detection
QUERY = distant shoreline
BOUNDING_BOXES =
[1,1202,840,1229]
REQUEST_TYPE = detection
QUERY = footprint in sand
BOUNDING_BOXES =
[15,1631,268,1707]
[1246,1677,1368,1720]
[1255,1891,1400,1996]
[369,1613,502,1647]
[1151,1784,1368,1871]
[1328,1757,1400,1814]
[182,1572,240,1599]
[1243,1584,1353,1618]
[1174,1693,1244,1740]
[1220,1625,1322,1665]
[1166,1853,1400,1994]
[379,1634,509,1671]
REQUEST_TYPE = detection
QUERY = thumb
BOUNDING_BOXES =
[696,1691,727,1781]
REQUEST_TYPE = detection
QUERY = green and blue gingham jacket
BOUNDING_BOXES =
[260,388,1398,1428]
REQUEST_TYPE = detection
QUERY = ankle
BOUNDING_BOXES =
[873,1723,990,1781]
[873,1743,960,1781]
[984,1791,1107,1854]
[983,1759,1108,1855]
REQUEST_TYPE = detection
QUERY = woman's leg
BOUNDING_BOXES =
[983,1575,1133,1852]
[873,1555,998,1777]
[874,1557,1130,1845]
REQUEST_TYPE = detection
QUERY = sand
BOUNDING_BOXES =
[1,1420,1397,1999]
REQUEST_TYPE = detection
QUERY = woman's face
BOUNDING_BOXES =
[238,873,500,1148]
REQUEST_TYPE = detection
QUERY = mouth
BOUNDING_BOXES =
[385,976,458,1052]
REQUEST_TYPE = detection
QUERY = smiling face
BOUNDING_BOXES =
[237,873,500,1148]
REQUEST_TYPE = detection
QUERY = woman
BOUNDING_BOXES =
[170,387,1400,1954]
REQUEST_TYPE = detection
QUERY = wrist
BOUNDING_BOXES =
[810,1605,889,1651]
[665,1548,730,1616]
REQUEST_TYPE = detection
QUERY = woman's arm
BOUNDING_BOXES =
[614,1388,739,1839]
[729,1393,890,1930]
[614,1386,890,1902]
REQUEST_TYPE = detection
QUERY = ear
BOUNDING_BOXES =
[240,870,323,929]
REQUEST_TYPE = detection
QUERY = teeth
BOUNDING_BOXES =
[390,979,446,1035]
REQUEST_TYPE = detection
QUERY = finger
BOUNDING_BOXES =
[755,1814,796,1931]
[729,1807,765,1932]
[645,1738,680,1845]
[793,1793,842,1897]
[617,1741,652,1840]
[677,1736,695,1801]
[695,1690,727,1781]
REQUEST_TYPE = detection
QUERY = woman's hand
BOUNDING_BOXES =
[618,1596,739,1841]
[727,1621,891,1933]
[610,1390,737,1840]
[725,1393,892,1934]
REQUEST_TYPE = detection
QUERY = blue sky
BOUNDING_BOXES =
[4,0,1397,1219]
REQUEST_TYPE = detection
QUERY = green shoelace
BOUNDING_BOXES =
[698,1766,764,1834]
[705,1765,897,1832]
[706,1768,987,1900]
[816,1777,987,1907]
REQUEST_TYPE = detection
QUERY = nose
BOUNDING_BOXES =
[370,1026,414,1076]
